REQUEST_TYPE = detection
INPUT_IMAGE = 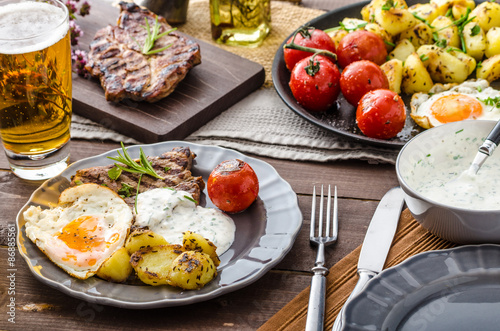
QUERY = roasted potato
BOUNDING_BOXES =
[388,38,415,62]
[380,59,404,94]
[417,45,469,83]
[96,247,133,283]
[399,22,434,48]
[182,231,220,267]
[485,27,500,58]
[374,7,418,36]
[169,251,217,290]
[431,16,460,48]
[125,227,169,255]
[462,22,486,61]
[471,1,500,32]
[361,0,408,22]
[402,52,434,94]
[451,0,476,20]
[447,48,476,76]
[476,54,500,82]
[130,244,185,286]
[408,2,441,23]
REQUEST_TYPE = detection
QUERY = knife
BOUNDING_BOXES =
[331,186,405,331]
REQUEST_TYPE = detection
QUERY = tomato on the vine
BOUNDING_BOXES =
[207,159,259,213]
[284,27,336,71]
[340,60,389,106]
[356,89,406,140]
[336,30,388,68]
[289,54,341,112]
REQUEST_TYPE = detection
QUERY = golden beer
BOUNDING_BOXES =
[0,0,72,180]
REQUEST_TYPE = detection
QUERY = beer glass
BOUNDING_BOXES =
[0,0,72,180]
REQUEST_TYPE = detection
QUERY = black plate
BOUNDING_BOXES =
[271,0,424,149]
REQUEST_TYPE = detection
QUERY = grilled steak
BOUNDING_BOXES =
[85,2,201,102]
[71,146,205,207]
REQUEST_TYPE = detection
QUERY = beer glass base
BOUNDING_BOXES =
[6,142,70,181]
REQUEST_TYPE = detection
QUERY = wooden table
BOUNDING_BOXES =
[0,0,400,329]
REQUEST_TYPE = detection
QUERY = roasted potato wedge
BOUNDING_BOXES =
[381,59,404,94]
[130,244,185,286]
[417,45,469,83]
[476,54,500,82]
[388,38,415,62]
[471,1,500,32]
[169,251,217,290]
[408,2,441,23]
[374,7,418,36]
[431,16,460,48]
[125,227,169,255]
[402,52,434,94]
[399,22,434,48]
[182,231,220,267]
[364,22,394,51]
[462,22,486,61]
[447,48,476,76]
[485,27,500,58]
[96,247,133,283]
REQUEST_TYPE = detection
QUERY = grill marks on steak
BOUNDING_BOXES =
[71,147,205,207]
[85,2,201,102]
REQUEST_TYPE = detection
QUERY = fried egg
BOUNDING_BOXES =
[134,188,235,256]
[23,183,133,279]
[410,79,500,129]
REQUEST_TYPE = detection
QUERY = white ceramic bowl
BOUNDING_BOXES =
[396,120,500,244]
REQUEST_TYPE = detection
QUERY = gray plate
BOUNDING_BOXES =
[343,245,500,330]
[16,141,302,309]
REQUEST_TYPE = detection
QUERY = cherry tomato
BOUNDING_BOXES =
[340,60,389,106]
[336,30,387,68]
[284,27,336,71]
[356,89,406,140]
[289,54,341,112]
[207,159,259,213]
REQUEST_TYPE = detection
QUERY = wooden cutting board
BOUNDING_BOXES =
[72,1,265,143]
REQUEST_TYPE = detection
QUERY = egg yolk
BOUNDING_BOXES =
[56,215,107,253]
[430,94,483,123]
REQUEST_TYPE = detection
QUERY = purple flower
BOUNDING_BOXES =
[65,0,78,18]
[72,49,89,78]
[79,1,91,17]
[69,20,83,46]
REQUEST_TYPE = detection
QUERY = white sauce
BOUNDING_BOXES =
[403,127,500,210]
[135,188,235,255]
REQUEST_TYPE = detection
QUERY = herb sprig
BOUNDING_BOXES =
[107,142,164,212]
[135,17,177,55]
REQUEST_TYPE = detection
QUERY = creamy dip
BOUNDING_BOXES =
[135,188,235,255]
[402,127,500,210]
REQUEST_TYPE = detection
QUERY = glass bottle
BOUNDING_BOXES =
[210,0,271,47]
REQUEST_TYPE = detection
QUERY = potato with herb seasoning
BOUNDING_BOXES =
[408,2,441,23]
[374,6,418,36]
[169,251,217,290]
[399,22,434,48]
[130,244,185,286]
[388,38,415,62]
[182,231,220,267]
[417,45,469,84]
[476,54,500,82]
[471,1,500,32]
[125,227,169,255]
[381,58,404,94]
[96,247,133,283]
[462,22,486,61]
[402,52,434,94]
[432,16,461,48]
[485,27,500,58]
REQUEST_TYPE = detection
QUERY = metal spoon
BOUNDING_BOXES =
[467,120,500,175]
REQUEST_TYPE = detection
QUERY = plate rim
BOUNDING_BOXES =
[16,141,303,309]
[342,244,500,328]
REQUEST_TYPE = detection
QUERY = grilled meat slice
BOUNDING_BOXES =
[85,2,201,103]
[71,147,205,207]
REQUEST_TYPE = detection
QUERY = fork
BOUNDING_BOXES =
[305,185,338,331]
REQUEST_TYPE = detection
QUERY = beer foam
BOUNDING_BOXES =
[0,2,68,54]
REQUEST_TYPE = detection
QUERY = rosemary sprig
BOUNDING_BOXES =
[135,17,177,55]
[107,142,164,212]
